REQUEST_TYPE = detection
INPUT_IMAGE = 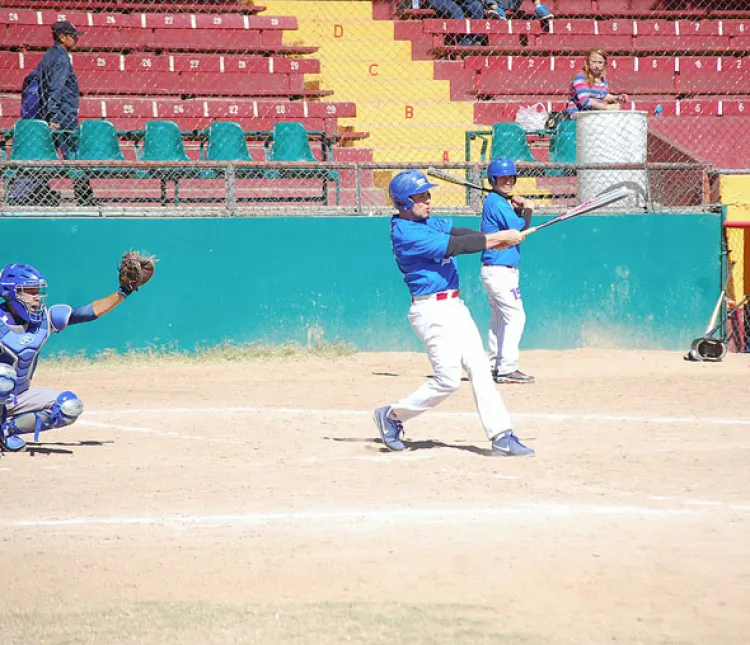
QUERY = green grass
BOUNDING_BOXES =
[40,339,356,371]
[0,602,539,645]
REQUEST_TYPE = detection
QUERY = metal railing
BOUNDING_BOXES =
[0,160,718,216]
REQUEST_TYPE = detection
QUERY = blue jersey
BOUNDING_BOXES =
[480,191,525,267]
[390,216,459,296]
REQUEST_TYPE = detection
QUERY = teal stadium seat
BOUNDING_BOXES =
[548,119,577,177]
[9,119,59,161]
[76,120,126,162]
[201,121,262,179]
[487,122,536,165]
[264,122,340,205]
[139,120,190,163]
[4,119,61,207]
[71,120,136,186]
[137,120,198,206]
[267,122,319,163]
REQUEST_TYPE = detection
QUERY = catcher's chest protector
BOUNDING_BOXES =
[0,311,51,393]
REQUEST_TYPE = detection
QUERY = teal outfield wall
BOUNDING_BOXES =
[0,213,721,354]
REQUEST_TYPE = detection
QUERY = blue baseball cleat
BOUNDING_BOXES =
[535,4,554,21]
[491,430,534,457]
[1,432,26,452]
[372,406,406,451]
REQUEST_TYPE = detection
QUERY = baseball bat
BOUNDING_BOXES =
[704,294,747,339]
[523,187,632,236]
[703,261,735,335]
[426,167,490,192]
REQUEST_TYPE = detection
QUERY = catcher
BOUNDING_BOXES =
[0,252,155,453]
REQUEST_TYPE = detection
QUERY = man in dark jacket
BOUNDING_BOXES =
[38,20,96,206]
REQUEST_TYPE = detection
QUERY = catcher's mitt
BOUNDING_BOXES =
[118,251,157,297]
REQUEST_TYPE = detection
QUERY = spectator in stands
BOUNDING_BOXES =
[566,48,628,115]
[426,0,485,45]
[485,0,553,22]
[38,20,96,206]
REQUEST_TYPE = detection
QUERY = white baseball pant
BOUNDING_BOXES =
[390,293,513,440]
[481,265,526,375]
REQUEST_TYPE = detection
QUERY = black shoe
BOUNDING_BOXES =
[494,370,535,384]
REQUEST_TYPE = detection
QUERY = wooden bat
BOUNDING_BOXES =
[523,187,632,236]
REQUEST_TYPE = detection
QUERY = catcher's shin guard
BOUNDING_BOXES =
[13,391,84,442]
[0,363,16,404]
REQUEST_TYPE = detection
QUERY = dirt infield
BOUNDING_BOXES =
[1,349,749,645]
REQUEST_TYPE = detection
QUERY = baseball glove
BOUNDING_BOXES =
[118,251,157,297]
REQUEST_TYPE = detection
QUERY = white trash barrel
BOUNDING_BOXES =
[576,110,648,209]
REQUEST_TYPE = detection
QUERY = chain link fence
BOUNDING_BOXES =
[0,0,747,214]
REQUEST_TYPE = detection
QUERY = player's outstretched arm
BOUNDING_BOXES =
[62,291,126,326]
[92,291,127,318]
[445,228,523,257]
[65,251,157,325]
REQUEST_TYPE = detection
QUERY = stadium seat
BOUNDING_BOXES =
[547,119,576,177]
[3,119,61,207]
[203,121,254,162]
[8,119,58,161]
[474,57,572,96]
[75,120,127,162]
[266,121,320,163]
[137,120,198,205]
[70,119,138,189]
[486,122,536,164]
[265,122,340,205]
[677,56,750,94]
[201,120,263,181]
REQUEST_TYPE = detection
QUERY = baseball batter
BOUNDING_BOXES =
[372,170,534,457]
[481,158,534,384]
[0,255,154,453]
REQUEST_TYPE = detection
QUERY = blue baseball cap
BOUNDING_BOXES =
[52,20,82,39]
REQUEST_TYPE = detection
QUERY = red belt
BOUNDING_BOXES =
[412,289,460,303]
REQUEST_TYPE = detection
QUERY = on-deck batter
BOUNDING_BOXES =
[481,158,535,384]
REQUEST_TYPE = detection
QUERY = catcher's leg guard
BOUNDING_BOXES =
[12,391,84,442]
[0,365,24,452]
[0,363,16,403]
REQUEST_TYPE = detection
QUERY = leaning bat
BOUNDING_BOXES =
[426,167,489,192]
[703,261,736,336]
[523,187,632,236]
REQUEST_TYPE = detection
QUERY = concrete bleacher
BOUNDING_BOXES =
[0,3,371,143]
[0,0,266,12]
[380,0,750,20]
[376,0,750,172]
[0,1,384,209]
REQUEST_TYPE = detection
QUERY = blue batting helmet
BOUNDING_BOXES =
[487,158,517,186]
[388,170,437,211]
[0,263,48,325]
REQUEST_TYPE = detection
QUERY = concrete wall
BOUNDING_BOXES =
[0,212,721,355]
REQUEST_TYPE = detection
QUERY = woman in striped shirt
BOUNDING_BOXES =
[566,48,628,114]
